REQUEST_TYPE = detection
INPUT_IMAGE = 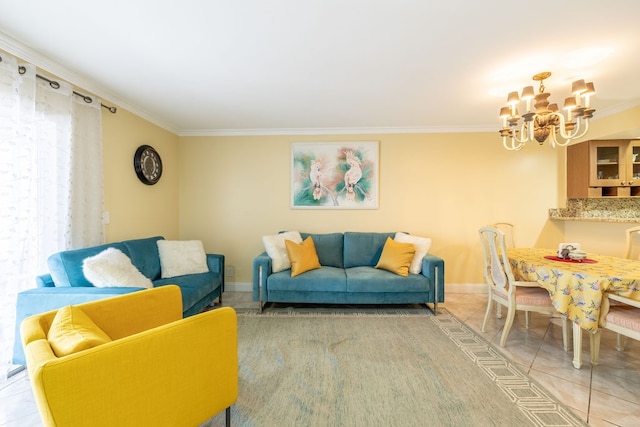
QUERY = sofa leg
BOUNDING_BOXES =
[424,302,438,315]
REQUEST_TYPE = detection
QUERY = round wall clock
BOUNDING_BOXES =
[133,145,163,185]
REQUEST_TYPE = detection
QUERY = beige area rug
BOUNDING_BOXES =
[203,306,586,427]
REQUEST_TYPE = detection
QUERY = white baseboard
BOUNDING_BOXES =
[224,282,252,293]
[224,282,487,294]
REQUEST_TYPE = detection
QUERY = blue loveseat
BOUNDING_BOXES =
[252,232,444,312]
[12,236,224,365]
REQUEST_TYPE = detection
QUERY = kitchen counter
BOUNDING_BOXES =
[549,198,640,223]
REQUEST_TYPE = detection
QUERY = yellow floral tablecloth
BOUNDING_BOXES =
[507,248,640,332]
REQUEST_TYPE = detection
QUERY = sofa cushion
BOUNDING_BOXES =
[301,232,344,268]
[267,266,347,292]
[394,232,432,274]
[285,237,321,277]
[262,231,303,273]
[375,237,416,277]
[346,267,431,292]
[123,236,164,280]
[157,240,209,278]
[153,271,221,314]
[82,248,154,288]
[47,305,112,357]
[343,232,394,268]
[49,242,130,287]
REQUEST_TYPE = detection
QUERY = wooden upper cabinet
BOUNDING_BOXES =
[567,139,640,198]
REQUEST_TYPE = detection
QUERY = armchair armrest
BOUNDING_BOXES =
[252,252,272,302]
[421,254,445,303]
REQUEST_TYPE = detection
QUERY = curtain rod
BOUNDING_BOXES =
[16,65,117,114]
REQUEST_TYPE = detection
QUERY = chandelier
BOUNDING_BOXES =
[499,71,595,151]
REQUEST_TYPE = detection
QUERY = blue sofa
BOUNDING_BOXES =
[252,232,444,312]
[12,236,224,365]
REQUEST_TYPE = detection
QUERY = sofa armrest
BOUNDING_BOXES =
[252,252,272,302]
[206,253,225,291]
[36,274,55,288]
[421,254,445,303]
[24,306,238,427]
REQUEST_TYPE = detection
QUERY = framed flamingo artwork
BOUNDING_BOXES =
[291,141,379,209]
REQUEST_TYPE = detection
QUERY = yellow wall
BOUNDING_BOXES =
[100,104,640,288]
[177,132,563,287]
[102,107,180,242]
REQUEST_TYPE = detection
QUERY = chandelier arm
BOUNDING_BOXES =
[502,136,524,151]
[549,127,558,148]
[510,122,530,144]
[551,113,590,146]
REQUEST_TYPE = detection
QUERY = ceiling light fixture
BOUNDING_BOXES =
[499,71,595,151]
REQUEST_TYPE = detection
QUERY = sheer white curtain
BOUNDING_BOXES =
[0,53,104,375]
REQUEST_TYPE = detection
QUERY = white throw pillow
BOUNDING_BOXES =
[262,231,303,273]
[157,240,209,278]
[394,232,432,274]
[83,248,153,288]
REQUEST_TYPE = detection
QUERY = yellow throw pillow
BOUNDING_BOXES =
[47,305,112,357]
[285,236,321,277]
[375,237,416,277]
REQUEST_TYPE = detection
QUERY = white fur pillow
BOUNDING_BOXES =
[394,232,432,274]
[157,240,209,278]
[262,231,303,273]
[83,248,153,288]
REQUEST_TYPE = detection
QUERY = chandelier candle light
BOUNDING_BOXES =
[499,72,595,151]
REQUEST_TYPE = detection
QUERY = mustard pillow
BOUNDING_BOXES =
[285,236,321,277]
[47,305,112,357]
[375,237,416,277]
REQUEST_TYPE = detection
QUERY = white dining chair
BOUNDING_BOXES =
[479,226,570,348]
[491,222,515,320]
[589,292,640,365]
[492,222,515,249]
[625,225,640,260]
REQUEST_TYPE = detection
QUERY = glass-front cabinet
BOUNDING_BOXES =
[567,139,640,198]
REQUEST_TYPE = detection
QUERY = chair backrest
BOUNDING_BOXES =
[492,222,515,248]
[625,226,640,260]
[479,226,516,296]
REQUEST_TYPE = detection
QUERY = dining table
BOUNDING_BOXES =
[507,247,640,368]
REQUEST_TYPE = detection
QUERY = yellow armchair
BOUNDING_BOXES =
[21,285,238,427]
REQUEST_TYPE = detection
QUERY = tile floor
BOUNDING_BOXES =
[1,292,638,426]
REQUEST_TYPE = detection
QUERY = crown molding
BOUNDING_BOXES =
[177,125,496,137]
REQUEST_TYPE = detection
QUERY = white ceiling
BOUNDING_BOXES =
[1,1,640,136]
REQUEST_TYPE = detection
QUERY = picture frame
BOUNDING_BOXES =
[291,141,379,209]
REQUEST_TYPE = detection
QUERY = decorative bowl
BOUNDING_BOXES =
[568,250,587,261]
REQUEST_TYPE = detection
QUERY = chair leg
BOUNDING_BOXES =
[225,407,231,427]
[500,306,516,347]
[616,333,626,352]
[590,330,601,366]
[496,303,502,319]
[524,311,531,329]
[482,296,493,333]
[560,315,570,352]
